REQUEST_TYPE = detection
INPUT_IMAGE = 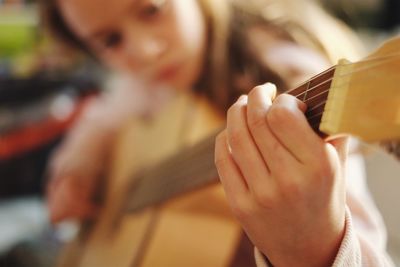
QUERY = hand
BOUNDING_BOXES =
[47,173,101,223]
[46,87,142,223]
[215,83,348,267]
[46,125,112,223]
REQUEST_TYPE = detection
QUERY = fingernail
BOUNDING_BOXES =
[263,82,276,90]
[237,94,248,103]
[262,82,277,98]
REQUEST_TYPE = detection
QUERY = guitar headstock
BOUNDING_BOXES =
[320,36,400,142]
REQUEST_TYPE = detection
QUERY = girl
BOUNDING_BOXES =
[41,0,392,265]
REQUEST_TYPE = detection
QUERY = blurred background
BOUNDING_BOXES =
[0,0,399,266]
[0,1,101,266]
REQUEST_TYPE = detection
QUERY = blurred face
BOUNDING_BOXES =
[58,0,207,90]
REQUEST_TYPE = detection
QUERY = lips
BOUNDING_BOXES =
[156,63,181,82]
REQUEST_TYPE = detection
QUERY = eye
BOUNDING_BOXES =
[102,32,123,49]
[140,0,167,19]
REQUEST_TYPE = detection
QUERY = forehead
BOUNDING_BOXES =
[58,0,136,37]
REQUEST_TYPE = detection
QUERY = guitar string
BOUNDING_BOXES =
[305,99,328,114]
[292,53,400,100]
[131,135,218,210]
[296,54,400,120]
[288,54,400,124]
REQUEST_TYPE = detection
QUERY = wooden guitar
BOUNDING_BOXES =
[56,37,400,267]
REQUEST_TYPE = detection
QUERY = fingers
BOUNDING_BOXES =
[215,130,248,198]
[265,93,325,164]
[225,95,272,193]
[47,176,99,223]
[221,83,331,190]
[246,84,299,175]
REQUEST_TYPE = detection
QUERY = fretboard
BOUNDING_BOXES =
[123,68,337,213]
[290,67,336,133]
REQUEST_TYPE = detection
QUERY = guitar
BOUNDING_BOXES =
[57,37,400,266]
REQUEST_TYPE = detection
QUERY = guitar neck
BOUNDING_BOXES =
[124,129,220,213]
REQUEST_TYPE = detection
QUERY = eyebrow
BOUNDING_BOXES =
[85,0,143,41]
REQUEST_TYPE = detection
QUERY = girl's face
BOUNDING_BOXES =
[58,0,207,90]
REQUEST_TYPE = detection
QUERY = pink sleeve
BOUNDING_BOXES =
[332,207,395,267]
[331,151,395,267]
[254,152,395,267]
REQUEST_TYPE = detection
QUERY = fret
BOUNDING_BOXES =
[288,67,335,99]
[287,66,336,134]
[305,100,326,118]
[302,80,310,102]
[305,79,332,100]
[305,90,330,110]
[309,67,336,88]
[287,81,309,97]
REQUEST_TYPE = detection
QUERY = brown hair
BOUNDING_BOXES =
[40,0,363,112]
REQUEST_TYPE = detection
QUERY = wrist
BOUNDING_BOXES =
[262,220,346,267]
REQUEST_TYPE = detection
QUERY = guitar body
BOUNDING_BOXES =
[57,92,243,267]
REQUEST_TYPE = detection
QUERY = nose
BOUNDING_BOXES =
[124,28,167,66]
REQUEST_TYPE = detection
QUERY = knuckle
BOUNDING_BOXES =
[275,93,295,103]
[249,85,265,96]
[227,99,243,117]
[253,188,276,210]
[228,128,247,150]
[267,104,293,128]
[229,196,252,220]
[278,178,303,200]
[214,154,229,169]
[270,137,282,152]
[247,111,267,133]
